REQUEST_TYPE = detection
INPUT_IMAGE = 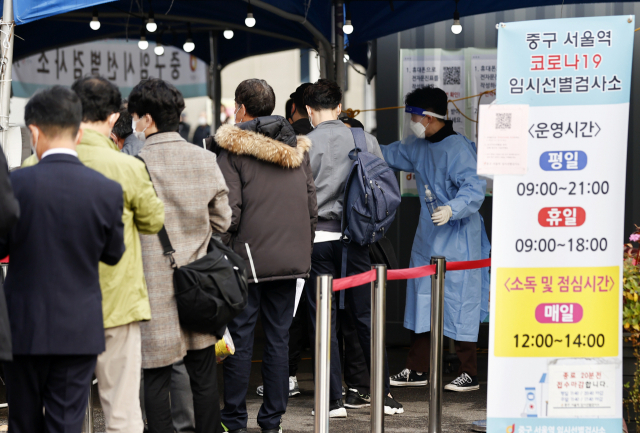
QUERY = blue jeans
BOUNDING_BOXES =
[221,279,296,430]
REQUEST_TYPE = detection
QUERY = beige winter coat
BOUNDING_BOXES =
[138,132,232,369]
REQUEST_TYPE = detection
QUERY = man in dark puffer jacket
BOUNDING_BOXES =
[216,79,318,433]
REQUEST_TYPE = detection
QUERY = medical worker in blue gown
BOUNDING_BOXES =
[380,86,490,392]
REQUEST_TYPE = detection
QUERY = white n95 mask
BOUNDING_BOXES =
[409,120,427,139]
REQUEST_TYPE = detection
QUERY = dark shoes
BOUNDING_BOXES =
[344,388,371,408]
[311,398,348,418]
[384,395,404,415]
[444,372,480,392]
[389,368,428,387]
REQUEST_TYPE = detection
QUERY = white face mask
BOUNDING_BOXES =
[410,119,428,139]
[307,109,315,129]
[233,106,243,125]
[198,116,207,126]
[31,127,40,161]
[132,116,148,141]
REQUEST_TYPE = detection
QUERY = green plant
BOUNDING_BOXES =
[624,225,640,422]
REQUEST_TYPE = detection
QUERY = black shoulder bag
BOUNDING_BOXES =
[157,227,248,338]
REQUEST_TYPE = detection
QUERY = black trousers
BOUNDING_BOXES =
[405,332,478,377]
[288,289,310,378]
[337,297,370,393]
[222,279,296,431]
[307,241,390,401]
[4,354,97,433]
[144,345,221,433]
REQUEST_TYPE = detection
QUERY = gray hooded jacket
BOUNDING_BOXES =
[307,120,383,221]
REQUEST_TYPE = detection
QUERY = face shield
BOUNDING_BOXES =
[402,105,446,142]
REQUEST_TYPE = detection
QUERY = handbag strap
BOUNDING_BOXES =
[134,155,177,268]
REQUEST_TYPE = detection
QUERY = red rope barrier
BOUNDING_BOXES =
[332,258,491,291]
[333,270,377,292]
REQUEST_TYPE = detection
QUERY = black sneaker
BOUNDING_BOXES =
[384,395,404,415]
[261,427,283,433]
[444,373,480,392]
[389,368,428,387]
[344,388,371,408]
[311,398,348,418]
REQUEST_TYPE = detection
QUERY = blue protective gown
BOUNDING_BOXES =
[381,133,489,342]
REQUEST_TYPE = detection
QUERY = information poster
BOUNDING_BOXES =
[12,39,208,98]
[487,16,634,433]
[467,48,497,142]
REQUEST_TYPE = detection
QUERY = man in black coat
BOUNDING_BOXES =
[0,86,126,433]
[0,145,19,362]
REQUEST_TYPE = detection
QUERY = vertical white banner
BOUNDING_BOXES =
[487,16,634,433]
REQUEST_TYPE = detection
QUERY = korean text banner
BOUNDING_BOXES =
[9,0,116,25]
[486,15,634,433]
[12,40,208,99]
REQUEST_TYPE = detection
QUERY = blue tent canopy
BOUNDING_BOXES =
[4,0,636,69]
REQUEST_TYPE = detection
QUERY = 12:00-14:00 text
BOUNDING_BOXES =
[514,334,605,348]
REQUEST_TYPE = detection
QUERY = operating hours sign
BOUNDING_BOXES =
[487,16,634,433]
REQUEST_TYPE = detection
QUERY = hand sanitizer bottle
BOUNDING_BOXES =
[424,185,438,217]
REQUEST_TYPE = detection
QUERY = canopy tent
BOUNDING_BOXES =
[4,0,637,70]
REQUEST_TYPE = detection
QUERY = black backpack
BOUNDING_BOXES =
[158,227,248,338]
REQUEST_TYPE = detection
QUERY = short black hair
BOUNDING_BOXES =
[128,78,185,132]
[404,86,448,117]
[303,79,342,110]
[24,86,82,138]
[71,76,122,122]
[112,103,133,140]
[290,82,312,116]
[285,98,294,121]
[235,79,276,118]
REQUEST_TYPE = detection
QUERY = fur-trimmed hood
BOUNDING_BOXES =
[215,117,312,169]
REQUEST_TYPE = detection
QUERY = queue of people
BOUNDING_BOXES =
[0,74,488,433]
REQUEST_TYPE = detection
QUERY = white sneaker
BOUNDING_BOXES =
[257,376,300,397]
[289,376,301,396]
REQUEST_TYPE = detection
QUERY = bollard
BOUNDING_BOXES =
[370,264,387,433]
[82,381,94,433]
[429,256,446,433]
[314,274,332,433]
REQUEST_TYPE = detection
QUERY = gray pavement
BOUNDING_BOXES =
[0,345,489,432]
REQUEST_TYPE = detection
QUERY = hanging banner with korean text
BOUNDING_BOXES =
[12,39,208,99]
[487,16,634,433]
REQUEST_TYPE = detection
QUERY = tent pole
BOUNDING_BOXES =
[335,0,344,92]
[0,0,14,154]
[208,31,221,133]
[318,42,327,79]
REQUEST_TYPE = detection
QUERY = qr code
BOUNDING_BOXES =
[495,113,512,130]
[443,66,461,85]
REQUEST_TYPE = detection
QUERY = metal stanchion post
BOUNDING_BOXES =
[371,264,387,433]
[429,256,446,433]
[314,275,332,433]
[82,381,94,433]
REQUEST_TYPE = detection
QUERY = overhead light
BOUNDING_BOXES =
[154,34,164,56]
[451,2,462,34]
[344,54,350,62]
[183,23,195,52]
[146,6,157,33]
[90,7,100,30]
[343,7,353,35]
[245,3,256,27]
[138,27,149,50]
[223,29,234,39]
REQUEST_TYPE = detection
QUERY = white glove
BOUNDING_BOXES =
[431,205,452,226]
